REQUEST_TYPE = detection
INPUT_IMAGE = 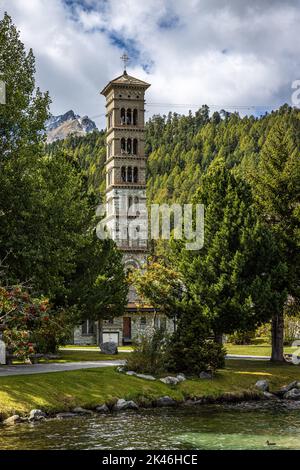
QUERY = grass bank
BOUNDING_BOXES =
[49,350,129,362]
[12,350,129,364]
[0,360,299,419]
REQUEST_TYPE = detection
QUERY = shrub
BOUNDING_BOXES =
[256,323,271,339]
[31,309,73,353]
[1,286,51,358]
[165,307,226,375]
[125,328,167,375]
[166,336,225,375]
[227,330,256,345]
[0,286,72,356]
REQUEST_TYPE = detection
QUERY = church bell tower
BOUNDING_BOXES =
[100,59,151,299]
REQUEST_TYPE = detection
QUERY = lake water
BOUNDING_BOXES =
[1,402,300,450]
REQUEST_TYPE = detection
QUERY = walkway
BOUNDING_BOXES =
[1,353,296,378]
[226,354,270,361]
[0,360,125,377]
[61,347,271,361]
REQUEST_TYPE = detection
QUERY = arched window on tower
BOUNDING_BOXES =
[127,166,132,183]
[134,196,139,205]
[128,196,133,211]
[133,139,138,155]
[120,108,126,125]
[121,138,126,153]
[121,166,126,182]
[126,108,132,125]
[133,167,138,183]
[127,138,132,154]
[133,109,138,125]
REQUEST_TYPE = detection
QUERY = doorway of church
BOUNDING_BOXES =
[123,317,132,343]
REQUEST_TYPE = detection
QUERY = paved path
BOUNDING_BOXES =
[226,354,271,361]
[2,353,296,378]
[61,347,132,353]
[0,360,125,377]
[62,347,273,359]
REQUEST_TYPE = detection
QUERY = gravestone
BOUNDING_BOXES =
[0,339,6,365]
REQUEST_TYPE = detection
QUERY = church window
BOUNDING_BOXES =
[133,109,138,125]
[127,166,133,183]
[133,167,138,183]
[128,196,133,208]
[120,108,126,124]
[133,138,138,155]
[134,196,139,204]
[121,138,126,153]
[127,138,132,154]
[126,108,132,124]
[121,166,126,182]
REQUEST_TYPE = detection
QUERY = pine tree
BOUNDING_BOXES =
[175,157,286,341]
[251,118,300,361]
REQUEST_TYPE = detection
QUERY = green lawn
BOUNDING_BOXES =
[61,345,133,352]
[225,339,295,356]
[11,349,128,365]
[62,341,297,357]
[0,360,299,419]
[48,350,129,363]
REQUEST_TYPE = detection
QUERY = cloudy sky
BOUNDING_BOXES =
[1,0,300,128]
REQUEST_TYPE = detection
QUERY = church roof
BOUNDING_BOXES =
[101,71,151,96]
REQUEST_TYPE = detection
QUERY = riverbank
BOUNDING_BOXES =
[0,360,299,420]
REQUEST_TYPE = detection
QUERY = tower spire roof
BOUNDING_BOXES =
[101,72,150,96]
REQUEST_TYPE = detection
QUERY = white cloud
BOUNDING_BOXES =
[1,0,300,128]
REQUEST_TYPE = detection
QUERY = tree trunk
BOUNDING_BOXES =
[214,332,223,345]
[97,318,103,347]
[271,312,284,362]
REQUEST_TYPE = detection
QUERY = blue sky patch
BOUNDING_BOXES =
[158,14,180,30]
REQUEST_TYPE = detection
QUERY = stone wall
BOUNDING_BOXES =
[73,313,175,346]
[73,326,97,345]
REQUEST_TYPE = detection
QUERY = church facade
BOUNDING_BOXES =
[73,68,174,346]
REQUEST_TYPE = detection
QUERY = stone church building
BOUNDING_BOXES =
[73,67,174,346]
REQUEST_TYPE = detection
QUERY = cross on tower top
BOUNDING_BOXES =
[120,53,130,72]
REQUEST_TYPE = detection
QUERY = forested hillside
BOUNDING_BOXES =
[46,103,300,206]
[46,131,107,203]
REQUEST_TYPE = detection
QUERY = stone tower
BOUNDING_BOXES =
[73,68,174,346]
[101,70,151,301]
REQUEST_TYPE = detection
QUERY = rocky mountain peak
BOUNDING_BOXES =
[45,110,97,143]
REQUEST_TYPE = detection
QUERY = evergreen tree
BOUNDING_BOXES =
[174,157,286,341]
[250,118,300,361]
